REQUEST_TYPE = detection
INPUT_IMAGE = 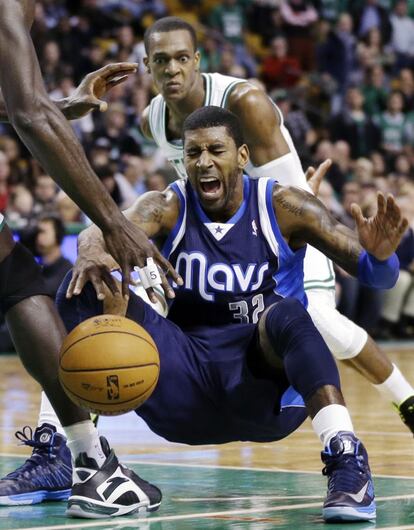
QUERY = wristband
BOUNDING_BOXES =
[357,250,399,289]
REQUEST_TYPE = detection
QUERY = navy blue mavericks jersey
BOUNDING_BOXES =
[162,175,307,329]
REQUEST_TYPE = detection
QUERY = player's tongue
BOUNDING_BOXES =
[200,179,220,194]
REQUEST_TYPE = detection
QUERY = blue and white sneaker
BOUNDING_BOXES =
[0,424,72,505]
[67,436,162,518]
[321,431,376,522]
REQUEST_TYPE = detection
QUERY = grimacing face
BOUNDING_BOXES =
[184,126,249,221]
[144,30,200,101]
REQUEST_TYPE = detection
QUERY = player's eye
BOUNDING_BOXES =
[179,56,189,63]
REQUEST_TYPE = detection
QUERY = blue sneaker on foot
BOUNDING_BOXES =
[0,424,72,505]
[322,431,376,522]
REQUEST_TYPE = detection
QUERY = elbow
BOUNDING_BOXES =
[9,98,55,133]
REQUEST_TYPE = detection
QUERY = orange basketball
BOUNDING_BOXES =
[59,315,159,415]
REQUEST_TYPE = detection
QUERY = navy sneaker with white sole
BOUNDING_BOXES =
[0,424,72,505]
[67,436,161,519]
[322,431,376,522]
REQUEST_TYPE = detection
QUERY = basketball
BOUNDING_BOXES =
[58,315,160,415]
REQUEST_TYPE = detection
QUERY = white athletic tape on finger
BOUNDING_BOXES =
[145,257,162,287]
[137,267,152,289]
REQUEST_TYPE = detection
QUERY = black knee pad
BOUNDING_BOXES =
[0,242,51,314]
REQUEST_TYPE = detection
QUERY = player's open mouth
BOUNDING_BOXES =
[199,178,221,197]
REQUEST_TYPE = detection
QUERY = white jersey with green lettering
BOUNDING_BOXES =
[147,72,335,291]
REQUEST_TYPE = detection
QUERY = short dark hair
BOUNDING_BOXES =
[38,214,66,246]
[183,106,244,148]
[144,17,197,54]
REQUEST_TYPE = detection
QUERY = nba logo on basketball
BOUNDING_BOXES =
[107,375,120,400]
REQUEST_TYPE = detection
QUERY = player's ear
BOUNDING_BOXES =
[143,57,150,73]
[237,144,249,169]
[194,51,201,72]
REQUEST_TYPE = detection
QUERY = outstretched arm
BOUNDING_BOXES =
[274,185,408,287]
[0,1,180,298]
[0,62,138,122]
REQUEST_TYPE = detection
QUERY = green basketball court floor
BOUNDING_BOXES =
[0,455,412,530]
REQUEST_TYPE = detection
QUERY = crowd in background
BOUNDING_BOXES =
[1,0,414,342]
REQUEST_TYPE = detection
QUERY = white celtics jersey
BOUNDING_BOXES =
[148,72,335,292]
[148,73,244,180]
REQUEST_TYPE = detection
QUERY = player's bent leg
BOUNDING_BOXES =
[56,272,162,518]
[0,235,82,505]
[307,289,414,434]
[258,298,376,522]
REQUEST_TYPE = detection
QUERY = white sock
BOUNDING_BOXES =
[64,420,106,467]
[374,364,414,405]
[312,404,354,448]
[38,392,65,436]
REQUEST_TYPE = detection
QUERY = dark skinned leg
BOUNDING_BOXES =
[0,225,88,426]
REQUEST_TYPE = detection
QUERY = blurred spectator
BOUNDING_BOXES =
[317,14,356,100]
[362,65,389,116]
[32,175,58,216]
[145,167,176,192]
[123,156,147,195]
[6,185,34,229]
[33,214,73,297]
[336,181,382,334]
[280,0,319,71]
[41,40,72,91]
[273,90,315,163]
[353,0,392,44]
[313,140,347,194]
[390,0,414,70]
[330,86,381,158]
[199,34,221,73]
[374,90,407,160]
[357,27,394,70]
[218,45,247,79]
[397,68,414,112]
[208,0,257,77]
[56,191,84,226]
[378,195,414,338]
[261,36,302,91]
[92,103,142,159]
[0,136,29,186]
[95,165,138,209]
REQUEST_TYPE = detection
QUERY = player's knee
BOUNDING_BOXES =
[307,301,368,360]
[263,297,310,356]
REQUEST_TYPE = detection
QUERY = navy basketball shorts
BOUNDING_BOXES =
[56,272,307,446]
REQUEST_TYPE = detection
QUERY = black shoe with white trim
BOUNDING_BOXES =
[66,437,161,519]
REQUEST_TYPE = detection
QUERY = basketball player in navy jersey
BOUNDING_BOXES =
[136,17,414,434]
[58,107,407,522]
[0,0,178,516]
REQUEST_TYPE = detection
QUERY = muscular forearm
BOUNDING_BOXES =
[0,89,72,122]
[10,103,125,231]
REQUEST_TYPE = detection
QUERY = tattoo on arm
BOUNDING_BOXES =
[274,186,363,276]
[275,193,304,217]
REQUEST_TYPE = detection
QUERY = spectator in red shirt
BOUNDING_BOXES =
[261,36,302,91]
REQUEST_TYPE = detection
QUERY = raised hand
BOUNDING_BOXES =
[305,159,332,196]
[351,192,409,260]
[62,63,138,120]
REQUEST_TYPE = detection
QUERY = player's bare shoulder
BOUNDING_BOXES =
[127,187,180,235]
[226,81,280,125]
[140,105,154,140]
